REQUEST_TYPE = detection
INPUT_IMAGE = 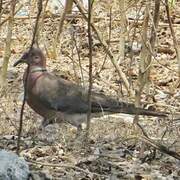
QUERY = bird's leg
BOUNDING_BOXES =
[38,118,55,133]
[75,124,83,138]
[67,124,85,150]
[41,118,54,127]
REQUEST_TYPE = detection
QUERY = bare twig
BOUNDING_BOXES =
[30,0,42,48]
[128,3,143,88]
[16,0,43,155]
[136,122,149,138]
[118,0,126,62]
[73,33,85,87]
[0,4,22,28]
[66,54,120,92]
[86,0,93,139]
[52,0,73,57]
[134,2,150,124]
[73,0,132,95]
[165,0,180,84]
[70,30,80,84]
[135,0,160,115]
[0,0,16,86]
[96,6,112,76]
[37,0,49,46]
[134,1,161,158]
[0,0,3,18]
[140,135,180,160]
[27,159,108,178]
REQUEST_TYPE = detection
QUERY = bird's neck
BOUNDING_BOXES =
[24,66,47,90]
[30,65,47,73]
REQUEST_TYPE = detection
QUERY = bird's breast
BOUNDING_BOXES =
[26,92,50,117]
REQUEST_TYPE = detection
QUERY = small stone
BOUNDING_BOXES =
[0,150,30,180]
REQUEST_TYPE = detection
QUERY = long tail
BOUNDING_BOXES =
[115,105,168,117]
[92,100,168,117]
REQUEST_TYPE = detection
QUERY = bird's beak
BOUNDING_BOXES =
[13,59,24,67]
[13,53,28,67]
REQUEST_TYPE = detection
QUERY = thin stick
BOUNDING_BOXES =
[96,6,112,76]
[0,0,16,86]
[16,0,43,155]
[73,34,85,87]
[140,135,180,160]
[73,0,132,95]
[165,0,180,83]
[28,159,108,178]
[86,0,93,139]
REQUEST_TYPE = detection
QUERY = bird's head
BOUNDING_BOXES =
[14,47,46,67]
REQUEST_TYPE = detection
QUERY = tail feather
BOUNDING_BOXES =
[114,106,168,117]
[91,98,168,117]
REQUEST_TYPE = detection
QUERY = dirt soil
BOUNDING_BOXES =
[0,1,180,179]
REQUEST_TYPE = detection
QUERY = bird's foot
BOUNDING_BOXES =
[67,125,94,153]
[38,121,60,144]
[66,125,86,150]
[41,118,55,127]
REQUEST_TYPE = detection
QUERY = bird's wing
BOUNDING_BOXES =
[32,73,89,114]
[31,73,168,117]
[32,73,131,114]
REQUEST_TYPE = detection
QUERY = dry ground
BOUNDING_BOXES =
[0,1,180,179]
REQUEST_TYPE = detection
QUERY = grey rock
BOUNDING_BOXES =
[0,150,29,180]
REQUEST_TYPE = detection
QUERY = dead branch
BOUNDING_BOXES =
[73,0,133,95]
[165,0,180,84]
[140,135,180,160]
[0,0,16,87]
[86,0,93,139]
[27,159,108,178]
[16,0,43,155]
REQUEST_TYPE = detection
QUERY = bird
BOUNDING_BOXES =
[14,47,168,131]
